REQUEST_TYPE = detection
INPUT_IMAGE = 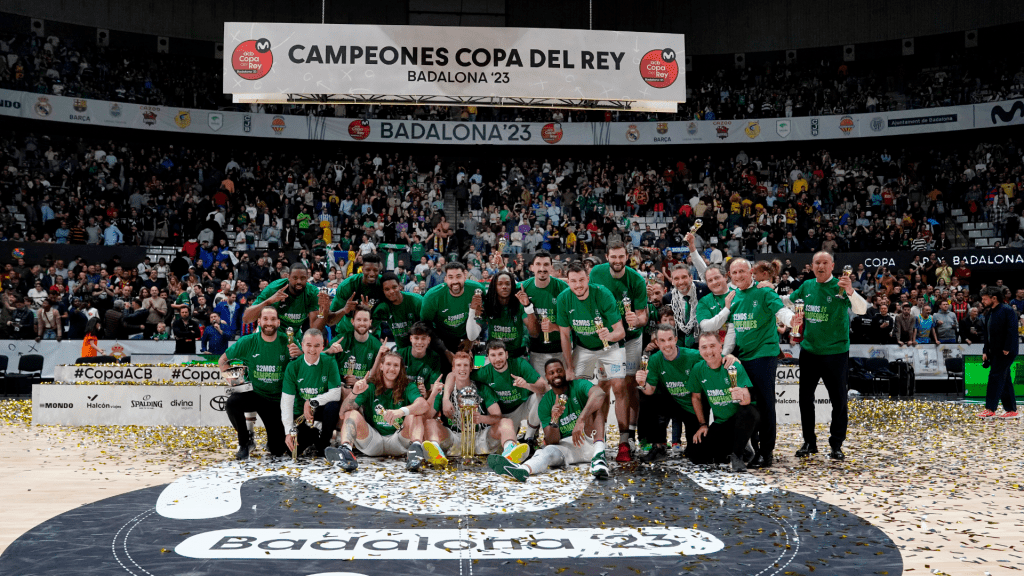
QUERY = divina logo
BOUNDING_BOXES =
[171,400,194,408]
[132,395,163,409]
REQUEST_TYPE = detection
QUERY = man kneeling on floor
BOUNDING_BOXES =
[488,358,610,481]
[419,352,530,466]
[687,332,760,472]
[326,350,430,472]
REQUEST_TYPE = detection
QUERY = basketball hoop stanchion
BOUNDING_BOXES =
[456,385,483,465]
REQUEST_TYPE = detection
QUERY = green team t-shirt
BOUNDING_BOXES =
[355,380,422,436]
[410,243,425,263]
[328,329,382,380]
[471,357,541,413]
[420,280,487,349]
[686,361,755,422]
[329,274,387,333]
[538,379,594,438]
[555,284,622,351]
[396,346,443,390]
[433,384,499,432]
[296,212,312,230]
[282,354,341,417]
[645,347,704,414]
[381,292,423,348]
[522,276,569,353]
[643,301,661,349]
[729,286,785,361]
[478,304,529,358]
[695,290,734,341]
[589,263,649,341]
[224,331,293,401]
[788,277,852,356]
[252,278,320,332]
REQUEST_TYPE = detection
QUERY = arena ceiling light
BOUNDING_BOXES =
[224,23,685,113]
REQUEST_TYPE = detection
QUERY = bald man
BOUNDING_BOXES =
[784,252,867,461]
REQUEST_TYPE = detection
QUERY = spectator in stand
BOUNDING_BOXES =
[895,303,917,346]
[172,306,201,354]
[959,307,986,345]
[200,311,232,355]
[932,300,959,344]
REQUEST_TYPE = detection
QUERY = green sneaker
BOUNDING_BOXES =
[590,452,609,479]
[487,454,528,482]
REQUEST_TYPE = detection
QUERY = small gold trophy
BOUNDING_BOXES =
[317,286,328,319]
[290,412,304,460]
[837,265,853,297]
[542,313,551,343]
[286,327,295,346]
[416,376,427,397]
[345,355,356,377]
[690,219,703,234]
[622,296,633,329]
[727,365,740,404]
[498,236,507,254]
[557,394,568,409]
[637,354,649,389]
[592,316,609,350]
[792,300,805,338]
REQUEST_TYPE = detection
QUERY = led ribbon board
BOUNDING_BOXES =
[224,23,685,112]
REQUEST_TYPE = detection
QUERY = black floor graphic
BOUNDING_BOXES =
[0,462,902,576]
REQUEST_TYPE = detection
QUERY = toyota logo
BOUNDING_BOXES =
[209,396,228,412]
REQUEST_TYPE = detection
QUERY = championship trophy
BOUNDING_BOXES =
[622,296,633,329]
[416,376,427,397]
[286,327,295,346]
[455,385,483,462]
[222,364,253,395]
[690,218,703,234]
[837,265,853,297]
[593,316,610,350]
[727,365,740,404]
[637,355,649,389]
[317,286,329,318]
[792,299,805,338]
[345,356,356,378]
[542,313,551,343]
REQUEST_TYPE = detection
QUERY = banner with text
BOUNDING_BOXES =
[1,89,1019,146]
[222,24,685,111]
[1,339,176,379]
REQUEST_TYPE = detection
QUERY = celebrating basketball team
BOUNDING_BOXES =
[218,245,864,478]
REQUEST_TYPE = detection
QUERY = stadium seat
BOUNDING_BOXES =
[945,357,965,396]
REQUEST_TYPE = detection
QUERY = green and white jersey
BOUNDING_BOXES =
[643,300,661,349]
[381,292,423,348]
[589,263,649,341]
[396,346,443,391]
[329,273,388,334]
[555,284,621,351]
[252,278,320,332]
[788,277,852,356]
[686,361,755,422]
[420,280,487,349]
[729,286,785,361]
[354,380,422,436]
[282,354,341,417]
[538,379,594,438]
[327,329,382,380]
[471,357,541,414]
[645,347,703,414]
[224,331,293,401]
[695,290,734,342]
[478,304,529,358]
[522,276,570,353]
[433,384,499,432]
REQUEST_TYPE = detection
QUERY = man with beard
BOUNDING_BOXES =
[643,281,666,354]
[327,351,430,472]
[487,358,609,481]
[218,307,301,460]
[280,329,343,459]
[556,261,627,459]
[588,242,649,461]
[722,258,797,469]
[687,332,760,473]
[325,306,382,402]
[467,271,538,359]
[378,271,423,348]
[245,263,326,333]
[976,286,1020,419]
[636,324,736,461]
[445,341,547,452]
[784,251,866,461]
[421,262,487,359]
[521,252,570,375]
[422,352,531,467]
[327,253,386,334]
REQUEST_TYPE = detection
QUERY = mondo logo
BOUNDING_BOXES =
[540,122,563,144]
[348,120,371,140]
[232,38,273,81]
[639,48,679,88]
[39,403,72,409]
